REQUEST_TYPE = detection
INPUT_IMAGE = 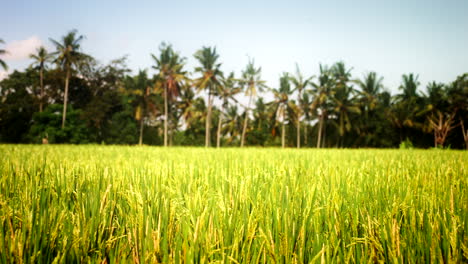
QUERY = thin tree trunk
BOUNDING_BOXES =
[297,119,300,148]
[169,126,173,146]
[282,121,286,148]
[297,88,301,148]
[205,89,212,147]
[39,66,44,112]
[241,95,253,147]
[139,117,144,145]
[304,124,308,146]
[322,116,327,148]
[461,121,468,150]
[216,112,223,148]
[316,113,323,148]
[61,68,70,129]
[164,85,168,147]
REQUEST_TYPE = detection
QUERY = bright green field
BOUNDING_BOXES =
[0,145,467,263]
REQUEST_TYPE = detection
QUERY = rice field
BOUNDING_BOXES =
[0,145,467,263]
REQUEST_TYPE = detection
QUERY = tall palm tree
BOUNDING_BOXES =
[310,64,334,148]
[193,47,223,147]
[389,74,425,141]
[125,70,154,145]
[290,64,313,148]
[30,46,54,112]
[356,72,384,113]
[398,73,420,101]
[270,73,296,148]
[331,84,361,147]
[0,39,7,71]
[355,72,384,146]
[216,72,241,147]
[152,43,187,147]
[239,59,267,147]
[224,105,242,144]
[330,62,357,147]
[301,92,313,146]
[50,30,88,129]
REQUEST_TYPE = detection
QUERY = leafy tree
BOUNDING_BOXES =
[0,70,36,142]
[152,43,187,146]
[30,46,54,112]
[28,104,90,143]
[50,29,89,129]
[193,47,223,147]
[239,59,267,147]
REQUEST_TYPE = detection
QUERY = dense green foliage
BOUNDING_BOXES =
[1,31,467,148]
[0,145,467,262]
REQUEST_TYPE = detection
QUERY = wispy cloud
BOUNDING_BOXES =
[2,36,43,61]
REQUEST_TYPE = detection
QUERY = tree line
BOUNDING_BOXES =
[1,30,467,149]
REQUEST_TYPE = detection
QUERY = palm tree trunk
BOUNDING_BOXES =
[61,68,70,129]
[216,112,223,148]
[39,66,44,112]
[164,85,168,147]
[282,121,285,148]
[304,124,308,146]
[297,88,301,149]
[139,117,144,145]
[240,95,253,147]
[205,90,212,147]
[297,119,300,148]
[322,116,327,148]
[316,112,323,148]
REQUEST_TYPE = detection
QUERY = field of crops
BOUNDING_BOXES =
[0,145,467,263]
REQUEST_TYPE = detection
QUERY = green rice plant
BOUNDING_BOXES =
[0,145,467,263]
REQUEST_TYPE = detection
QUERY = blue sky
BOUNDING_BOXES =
[2,0,468,93]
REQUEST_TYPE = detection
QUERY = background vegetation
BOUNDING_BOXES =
[1,31,467,149]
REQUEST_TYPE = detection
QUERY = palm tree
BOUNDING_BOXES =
[30,46,54,112]
[224,105,242,144]
[398,73,420,100]
[193,47,223,147]
[270,73,296,148]
[216,72,241,147]
[301,92,313,146]
[355,72,384,146]
[356,72,384,113]
[290,64,313,148]
[239,59,267,147]
[0,39,7,71]
[331,84,361,147]
[329,62,358,147]
[310,64,334,148]
[152,43,187,147]
[125,70,154,145]
[50,30,88,129]
[178,86,204,130]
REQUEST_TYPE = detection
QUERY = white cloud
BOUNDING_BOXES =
[1,36,43,61]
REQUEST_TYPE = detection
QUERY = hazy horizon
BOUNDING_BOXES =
[2,0,467,93]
